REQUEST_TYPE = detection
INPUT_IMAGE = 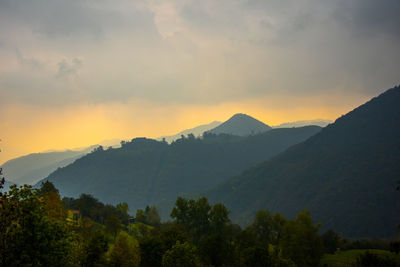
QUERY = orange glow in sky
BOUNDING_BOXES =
[0,91,372,165]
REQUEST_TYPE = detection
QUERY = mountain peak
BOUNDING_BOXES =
[231,113,250,118]
[206,113,271,136]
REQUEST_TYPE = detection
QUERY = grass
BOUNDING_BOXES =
[320,249,400,267]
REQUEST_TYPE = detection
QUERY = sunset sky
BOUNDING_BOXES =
[1,0,399,164]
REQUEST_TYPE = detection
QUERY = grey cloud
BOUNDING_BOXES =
[333,0,400,39]
[57,58,82,78]
[0,0,103,37]
[0,0,156,38]
[15,49,44,70]
[0,0,399,108]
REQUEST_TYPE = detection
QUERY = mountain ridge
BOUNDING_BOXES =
[37,126,321,218]
[206,85,400,238]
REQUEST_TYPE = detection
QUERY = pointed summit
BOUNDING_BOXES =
[205,113,271,136]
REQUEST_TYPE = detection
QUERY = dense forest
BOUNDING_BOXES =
[2,179,399,267]
[207,86,400,238]
[38,126,321,218]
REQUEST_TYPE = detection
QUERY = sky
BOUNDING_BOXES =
[0,0,399,164]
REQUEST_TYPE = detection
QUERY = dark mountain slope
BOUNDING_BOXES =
[206,113,272,136]
[38,126,321,217]
[207,86,400,238]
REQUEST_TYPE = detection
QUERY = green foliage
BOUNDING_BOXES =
[128,222,154,240]
[108,231,141,267]
[136,205,161,226]
[80,229,109,267]
[321,249,400,266]
[280,211,323,267]
[210,203,231,234]
[171,197,232,243]
[2,178,397,267]
[0,180,76,266]
[240,246,271,267]
[62,194,130,225]
[139,236,164,267]
[39,180,59,195]
[321,230,341,254]
[162,241,200,267]
[198,233,233,267]
[139,223,189,267]
[105,214,122,238]
[251,210,274,246]
[355,251,398,267]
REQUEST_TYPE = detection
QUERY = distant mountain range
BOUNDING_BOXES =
[1,116,330,187]
[272,119,332,128]
[37,126,321,218]
[2,149,90,185]
[1,140,121,185]
[205,113,272,136]
[157,121,221,143]
[207,85,400,238]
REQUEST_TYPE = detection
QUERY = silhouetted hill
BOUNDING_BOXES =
[273,119,332,128]
[157,121,221,143]
[1,150,90,185]
[1,140,121,185]
[206,113,271,136]
[207,86,400,238]
[37,126,321,218]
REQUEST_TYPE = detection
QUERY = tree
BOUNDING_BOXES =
[240,246,271,267]
[108,231,141,267]
[39,181,67,221]
[209,203,230,234]
[171,197,211,242]
[106,214,122,239]
[251,210,274,246]
[280,210,323,267]
[170,197,190,225]
[81,229,109,267]
[0,180,75,266]
[116,202,130,224]
[136,208,146,223]
[39,180,59,195]
[75,193,103,221]
[162,241,200,267]
[321,229,341,254]
[355,251,397,267]
[136,205,161,226]
[140,236,164,267]
[146,206,161,226]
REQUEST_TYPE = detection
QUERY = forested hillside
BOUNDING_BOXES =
[207,86,400,238]
[38,126,321,217]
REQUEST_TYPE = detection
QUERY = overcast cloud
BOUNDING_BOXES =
[0,0,399,108]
